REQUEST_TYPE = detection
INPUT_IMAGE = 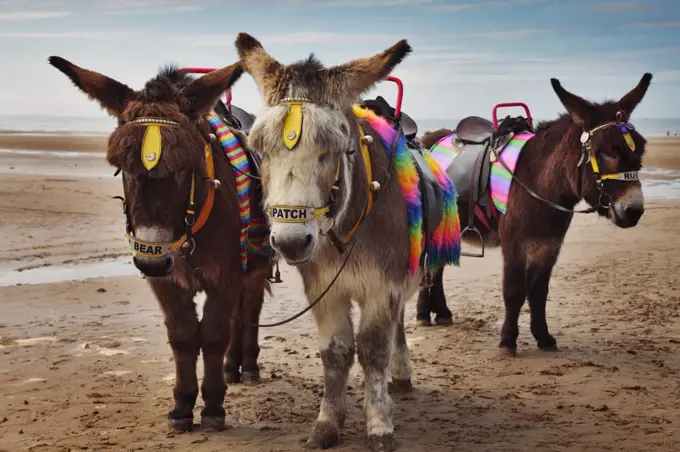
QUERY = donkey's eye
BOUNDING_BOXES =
[319,153,329,164]
[602,148,619,160]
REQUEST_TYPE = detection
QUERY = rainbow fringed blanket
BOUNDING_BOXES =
[429,132,534,214]
[205,113,270,272]
[352,105,461,276]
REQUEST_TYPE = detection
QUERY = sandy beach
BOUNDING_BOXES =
[1,133,679,452]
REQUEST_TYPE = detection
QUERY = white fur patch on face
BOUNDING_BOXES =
[133,226,173,243]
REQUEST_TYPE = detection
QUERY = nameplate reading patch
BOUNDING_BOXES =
[267,206,315,222]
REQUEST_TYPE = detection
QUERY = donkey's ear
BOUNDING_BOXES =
[180,62,244,117]
[48,56,136,117]
[618,73,653,118]
[234,33,283,97]
[550,78,595,125]
[325,40,412,100]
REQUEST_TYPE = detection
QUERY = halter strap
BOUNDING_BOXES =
[266,98,377,252]
[118,117,217,259]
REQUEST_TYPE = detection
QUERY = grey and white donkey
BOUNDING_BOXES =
[235,33,422,451]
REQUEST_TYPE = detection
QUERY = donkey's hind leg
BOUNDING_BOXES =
[357,292,401,452]
[430,268,453,325]
[389,306,413,393]
[148,278,200,432]
[416,287,433,326]
[240,281,265,384]
[224,302,243,384]
[199,286,235,432]
[306,295,354,449]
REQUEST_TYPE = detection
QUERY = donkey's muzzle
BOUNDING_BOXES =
[133,254,174,277]
[270,233,314,265]
[612,205,644,228]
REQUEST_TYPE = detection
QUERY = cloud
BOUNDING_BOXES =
[0,0,205,17]
[428,0,547,12]
[177,32,403,47]
[309,0,440,6]
[0,11,69,20]
[0,31,140,40]
[627,19,680,29]
[585,1,653,13]
[445,28,551,40]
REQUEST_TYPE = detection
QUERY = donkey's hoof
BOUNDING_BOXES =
[168,417,194,433]
[537,336,558,351]
[497,346,517,358]
[388,379,413,393]
[416,318,432,327]
[434,316,454,326]
[200,416,226,432]
[225,370,242,384]
[305,420,339,449]
[242,370,261,385]
[368,433,395,452]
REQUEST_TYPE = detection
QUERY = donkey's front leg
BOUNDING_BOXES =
[148,279,200,432]
[199,287,233,432]
[358,296,399,452]
[306,296,354,449]
[389,307,413,393]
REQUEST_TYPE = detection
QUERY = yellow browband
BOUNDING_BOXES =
[120,118,216,259]
[581,121,640,185]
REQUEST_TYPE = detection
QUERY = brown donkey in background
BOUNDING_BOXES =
[418,74,652,356]
[48,57,271,432]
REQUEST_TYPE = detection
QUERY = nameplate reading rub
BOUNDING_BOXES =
[267,206,315,222]
[618,172,640,181]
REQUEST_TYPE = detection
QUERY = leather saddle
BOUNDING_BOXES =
[214,99,256,135]
[361,96,419,142]
[446,114,532,233]
[446,116,503,210]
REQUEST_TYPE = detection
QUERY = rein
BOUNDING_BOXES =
[492,114,640,215]
[187,117,400,328]
[113,109,399,329]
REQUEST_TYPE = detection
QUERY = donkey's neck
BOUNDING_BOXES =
[521,117,585,208]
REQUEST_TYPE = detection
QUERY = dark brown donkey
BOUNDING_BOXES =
[48,57,271,431]
[417,74,652,356]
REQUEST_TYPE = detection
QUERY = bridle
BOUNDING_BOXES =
[113,117,218,260]
[263,97,380,253]
[493,110,640,214]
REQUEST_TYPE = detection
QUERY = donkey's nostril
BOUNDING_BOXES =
[304,234,313,247]
[270,235,277,248]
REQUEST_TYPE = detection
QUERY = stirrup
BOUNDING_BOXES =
[460,225,485,258]
[266,260,283,284]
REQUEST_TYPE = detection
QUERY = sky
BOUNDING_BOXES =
[0,0,679,121]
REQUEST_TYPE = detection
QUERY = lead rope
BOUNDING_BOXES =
[183,128,400,328]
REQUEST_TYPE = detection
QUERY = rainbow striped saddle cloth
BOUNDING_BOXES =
[428,115,534,230]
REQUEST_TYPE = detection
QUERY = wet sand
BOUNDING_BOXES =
[1,136,679,451]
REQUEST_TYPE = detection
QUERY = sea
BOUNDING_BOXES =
[1,115,680,138]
